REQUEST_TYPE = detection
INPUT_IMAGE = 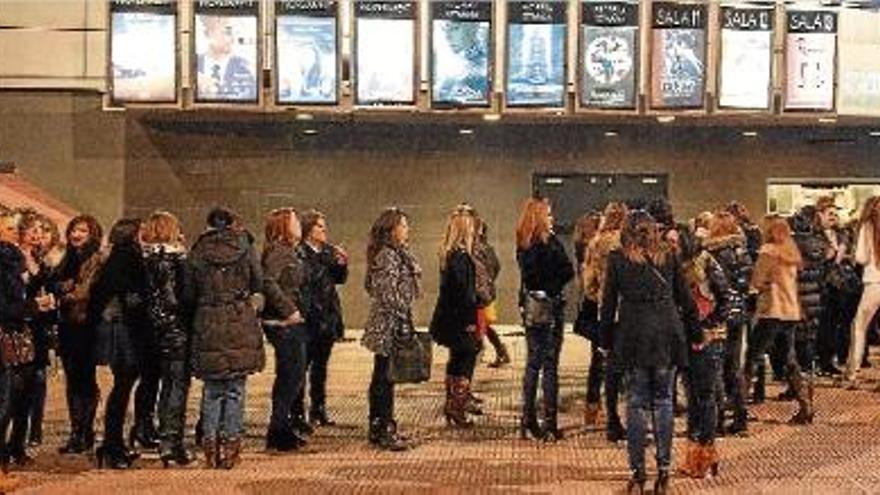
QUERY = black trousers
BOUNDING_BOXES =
[157,359,190,450]
[294,331,335,417]
[0,364,36,461]
[368,355,394,424]
[28,365,47,443]
[820,288,860,367]
[446,345,478,378]
[59,328,99,442]
[267,325,308,433]
[133,357,160,434]
[586,341,605,404]
[104,363,138,449]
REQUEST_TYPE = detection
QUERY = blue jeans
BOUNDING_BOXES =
[627,366,676,477]
[687,342,724,444]
[522,316,564,422]
[200,377,247,440]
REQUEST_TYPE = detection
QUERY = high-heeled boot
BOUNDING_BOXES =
[788,369,814,425]
[444,376,474,428]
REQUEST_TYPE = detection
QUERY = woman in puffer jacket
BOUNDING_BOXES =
[702,212,752,435]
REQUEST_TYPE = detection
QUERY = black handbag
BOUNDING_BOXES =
[388,329,433,384]
[827,261,862,295]
[521,290,556,328]
[573,298,599,340]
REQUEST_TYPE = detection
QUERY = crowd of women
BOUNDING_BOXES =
[0,192,877,494]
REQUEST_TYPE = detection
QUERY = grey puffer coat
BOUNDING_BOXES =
[185,228,265,380]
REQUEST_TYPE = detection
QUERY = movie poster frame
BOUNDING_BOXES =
[190,0,263,106]
[576,0,641,114]
[106,0,181,108]
[647,0,709,113]
[503,0,570,111]
[273,0,342,107]
[715,3,775,114]
[428,0,496,111]
[352,0,420,108]
[781,7,839,114]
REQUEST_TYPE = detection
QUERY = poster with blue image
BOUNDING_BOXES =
[276,1,338,104]
[506,2,567,107]
[431,2,492,107]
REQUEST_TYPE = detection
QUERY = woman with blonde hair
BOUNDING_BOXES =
[260,208,310,451]
[844,197,880,385]
[741,215,813,424]
[138,211,194,466]
[516,197,574,442]
[599,210,700,494]
[430,210,480,427]
[582,202,628,439]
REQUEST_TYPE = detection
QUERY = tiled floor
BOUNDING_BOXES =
[13,326,880,494]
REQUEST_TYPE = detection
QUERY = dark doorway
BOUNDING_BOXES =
[532,172,669,235]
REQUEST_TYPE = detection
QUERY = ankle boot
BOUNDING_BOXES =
[488,343,511,368]
[654,469,670,494]
[606,417,626,443]
[444,376,474,428]
[219,437,242,470]
[788,369,814,425]
[676,440,702,478]
[309,405,335,427]
[542,402,563,442]
[202,437,218,469]
[372,419,409,451]
[704,442,720,476]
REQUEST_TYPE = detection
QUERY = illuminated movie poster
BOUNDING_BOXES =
[581,1,638,109]
[110,0,177,103]
[837,9,880,116]
[355,1,416,105]
[506,1,567,107]
[431,1,492,107]
[194,0,259,103]
[650,2,707,109]
[785,10,837,111]
[276,1,338,104]
[719,7,773,110]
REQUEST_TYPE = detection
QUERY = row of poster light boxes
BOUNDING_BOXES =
[106,0,879,117]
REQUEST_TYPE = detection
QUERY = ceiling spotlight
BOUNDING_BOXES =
[742,131,758,137]
[459,128,475,135]
[482,113,501,122]
[604,131,619,137]
[818,117,838,124]
[657,115,676,124]
[870,131,880,137]
[303,129,319,135]
[295,113,314,121]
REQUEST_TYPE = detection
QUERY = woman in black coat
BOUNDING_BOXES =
[599,211,700,494]
[430,210,480,427]
[515,198,574,442]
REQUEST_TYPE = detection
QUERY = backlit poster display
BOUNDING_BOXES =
[836,9,880,116]
[580,1,639,109]
[355,1,417,105]
[431,1,492,107]
[193,0,259,103]
[110,0,177,103]
[784,10,837,111]
[276,1,338,105]
[719,6,773,110]
[506,1,567,107]
[650,2,707,109]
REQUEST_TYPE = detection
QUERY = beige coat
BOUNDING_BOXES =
[582,230,621,304]
[751,243,802,321]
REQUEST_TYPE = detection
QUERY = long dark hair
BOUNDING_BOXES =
[366,207,408,269]
[621,210,668,265]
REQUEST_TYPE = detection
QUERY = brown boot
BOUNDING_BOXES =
[787,368,814,425]
[201,437,218,469]
[219,437,242,470]
[704,442,720,477]
[677,440,704,478]
[583,402,602,427]
[0,469,21,493]
[444,376,473,428]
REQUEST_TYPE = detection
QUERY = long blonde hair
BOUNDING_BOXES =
[516,198,551,251]
[140,210,183,246]
[763,215,802,266]
[440,211,474,269]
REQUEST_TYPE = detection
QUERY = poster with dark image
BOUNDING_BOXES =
[785,10,837,111]
[650,2,706,108]
[110,0,177,103]
[431,2,492,107]
[719,7,773,109]
[193,0,259,103]
[355,1,416,105]
[581,1,639,109]
[276,1,338,104]
[506,2,567,107]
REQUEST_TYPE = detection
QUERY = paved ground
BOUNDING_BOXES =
[12,326,880,494]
